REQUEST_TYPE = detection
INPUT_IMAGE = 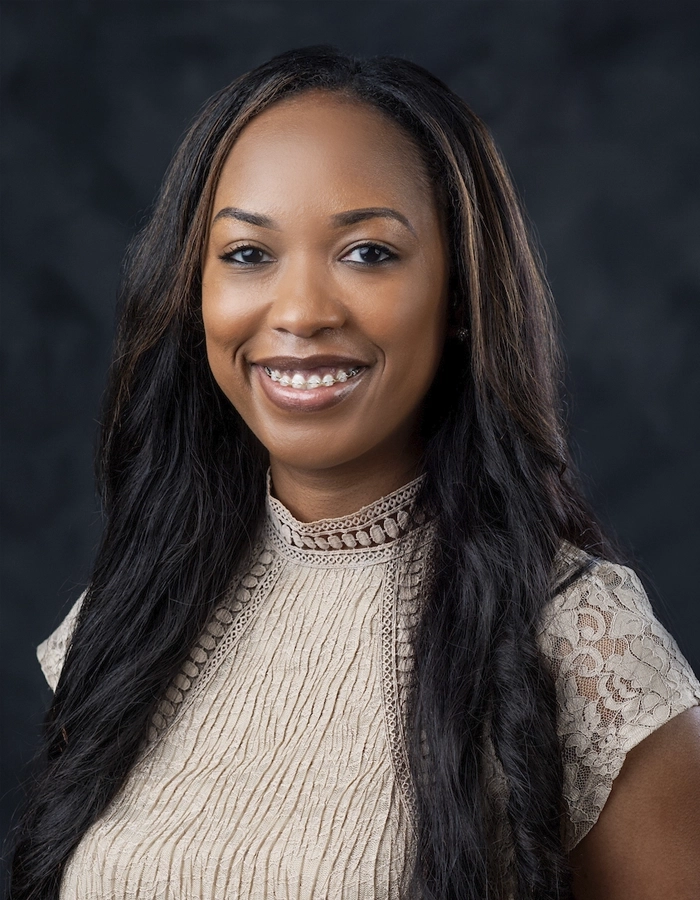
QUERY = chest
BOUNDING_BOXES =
[59,552,423,899]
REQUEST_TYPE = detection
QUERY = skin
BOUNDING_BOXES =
[200,89,700,894]
[201,91,449,522]
[570,705,700,899]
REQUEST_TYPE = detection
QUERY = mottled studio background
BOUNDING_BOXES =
[1,0,699,871]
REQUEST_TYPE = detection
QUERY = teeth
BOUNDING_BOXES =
[263,366,362,389]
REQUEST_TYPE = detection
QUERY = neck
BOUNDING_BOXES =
[269,454,423,523]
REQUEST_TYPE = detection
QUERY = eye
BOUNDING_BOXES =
[342,243,396,265]
[220,245,273,266]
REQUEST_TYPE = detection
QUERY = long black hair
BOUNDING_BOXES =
[10,47,612,899]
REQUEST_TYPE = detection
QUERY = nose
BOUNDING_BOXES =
[267,254,346,338]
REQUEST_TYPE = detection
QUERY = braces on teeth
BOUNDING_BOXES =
[264,367,361,389]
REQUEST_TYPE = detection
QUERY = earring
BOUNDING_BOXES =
[456,327,469,342]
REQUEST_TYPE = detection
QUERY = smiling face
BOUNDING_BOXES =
[201,91,449,504]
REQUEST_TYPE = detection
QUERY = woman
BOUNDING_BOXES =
[10,47,700,899]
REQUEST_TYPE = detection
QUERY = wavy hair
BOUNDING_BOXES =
[10,47,612,899]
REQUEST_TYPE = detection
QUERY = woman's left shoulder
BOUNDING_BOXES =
[541,547,700,705]
[538,546,700,849]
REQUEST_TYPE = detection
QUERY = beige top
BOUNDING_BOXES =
[38,478,700,899]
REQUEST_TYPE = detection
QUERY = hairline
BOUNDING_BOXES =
[194,84,453,274]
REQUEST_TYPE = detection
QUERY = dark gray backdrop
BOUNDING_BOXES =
[2,0,699,865]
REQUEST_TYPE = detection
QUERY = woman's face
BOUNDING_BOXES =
[201,91,449,486]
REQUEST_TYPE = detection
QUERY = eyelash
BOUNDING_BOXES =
[218,242,398,267]
[219,245,272,266]
[343,242,397,265]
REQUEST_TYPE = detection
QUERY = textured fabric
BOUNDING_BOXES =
[38,479,700,899]
[37,593,83,692]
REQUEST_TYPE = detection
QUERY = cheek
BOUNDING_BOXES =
[379,279,447,385]
[201,308,249,408]
[201,275,256,367]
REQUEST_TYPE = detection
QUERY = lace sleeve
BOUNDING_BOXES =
[540,561,700,851]
[36,593,85,691]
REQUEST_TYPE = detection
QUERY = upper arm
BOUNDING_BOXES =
[570,705,700,900]
[540,558,700,849]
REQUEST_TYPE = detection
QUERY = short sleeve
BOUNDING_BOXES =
[36,593,85,691]
[539,560,700,851]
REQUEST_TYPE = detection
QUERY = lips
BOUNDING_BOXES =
[250,355,370,412]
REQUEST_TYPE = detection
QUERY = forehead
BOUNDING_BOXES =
[211,91,436,217]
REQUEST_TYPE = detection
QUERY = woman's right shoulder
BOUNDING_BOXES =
[36,592,86,692]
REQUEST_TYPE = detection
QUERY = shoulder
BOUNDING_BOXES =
[539,549,700,850]
[541,551,698,704]
[36,592,86,691]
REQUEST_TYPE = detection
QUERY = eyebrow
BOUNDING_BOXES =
[330,207,416,235]
[212,207,279,229]
[211,205,416,235]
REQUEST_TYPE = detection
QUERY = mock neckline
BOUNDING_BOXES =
[265,474,427,552]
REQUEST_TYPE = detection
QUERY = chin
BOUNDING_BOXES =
[263,440,366,474]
